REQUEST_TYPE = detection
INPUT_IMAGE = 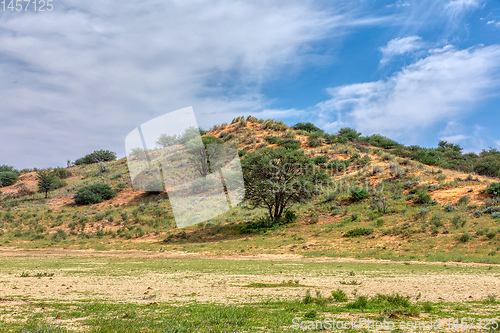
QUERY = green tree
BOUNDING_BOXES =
[187,136,224,177]
[156,133,179,148]
[36,169,66,199]
[338,128,361,142]
[0,172,19,187]
[293,122,323,133]
[74,150,116,165]
[241,147,330,222]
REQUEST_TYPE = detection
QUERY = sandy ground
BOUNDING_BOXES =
[0,249,498,305]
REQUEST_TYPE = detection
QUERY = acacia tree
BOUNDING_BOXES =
[241,147,330,222]
[186,136,224,177]
[37,169,56,199]
[37,169,66,199]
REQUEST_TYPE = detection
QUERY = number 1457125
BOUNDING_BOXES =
[1,0,53,11]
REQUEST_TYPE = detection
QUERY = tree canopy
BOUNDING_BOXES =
[241,147,330,221]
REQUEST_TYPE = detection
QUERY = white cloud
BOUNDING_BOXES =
[317,45,500,140]
[440,134,469,143]
[386,1,410,8]
[1,1,388,168]
[380,35,423,64]
[444,0,481,17]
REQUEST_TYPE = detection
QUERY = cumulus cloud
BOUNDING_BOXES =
[2,0,377,168]
[317,45,500,140]
[380,35,424,64]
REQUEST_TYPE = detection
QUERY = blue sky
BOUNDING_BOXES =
[1,0,499,169]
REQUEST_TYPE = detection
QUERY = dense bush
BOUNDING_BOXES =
[313,155,328,165]
[74,150,117,165]
[363,134,401,149]
[350,186,369,202]
[338,128,361,142]
[0,172,19,187]
[238,148,249,157]
[74,184,117,205]
[458,232,471,243]
[293,122,323,133]
[279,139,301,150]
[308,137,322,148]
[0,165,19,173]
[264,136,282,144]
[474,153,500,178]
[414,192,431,204]
[343,228,373,237]
[487,183,500,197]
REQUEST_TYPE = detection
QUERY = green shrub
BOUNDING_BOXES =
[327,160,350,172]
[350,186,369,202]
[363,134,401,149]
[451,215,467,228]
[283,210,298,224]
[343,228,373,237]
[457,195,470,206]
[238,148,249,157]
[308,137,322,148]
[74,184,117,205]
[283,130,296,139]
[313,155,328,165]
[474,155,500,178]
[338,128,361,142]
[51,229,68,242]
[414,192,431,204]
[0,172,19,187]
[263,119,289,131]
[264,136,281,144]
[347,295,368,309]
[430,215,443,227]
[331,289,349,302]
[293,122,323,133]
[354,155,372,167]
[487,183,500,197]
[279,139,301,150]
[422,301,433,312]
[444,204,456,212]
[458,232,471,243]
[51,167,71,179]
[0,165,19,173]
[74,149,117,165]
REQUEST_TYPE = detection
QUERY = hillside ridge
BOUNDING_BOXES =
[0,116,499,263]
